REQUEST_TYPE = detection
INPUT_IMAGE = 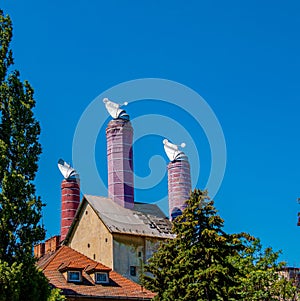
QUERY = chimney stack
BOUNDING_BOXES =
[58,159,80,242]
[104,98,134,209]
[34,235,61,259]
[163,139,192,220]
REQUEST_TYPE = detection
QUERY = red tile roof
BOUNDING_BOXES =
[38,246,155,300]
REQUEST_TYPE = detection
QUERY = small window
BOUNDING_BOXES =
[68,271,81,282]
[138,251,142,257]
[95,272,109,284]
[87,243,90,248]
[130,266,136,276]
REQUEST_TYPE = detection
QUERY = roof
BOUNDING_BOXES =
[65,195,174,243]
[85,195,174,238]
[38,245,155,300]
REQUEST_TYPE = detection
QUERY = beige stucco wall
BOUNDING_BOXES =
[68,202,113,268]
[67,201,167,284]
[145,238,162,261]
[113,234,164,283]
[113,234,144,282]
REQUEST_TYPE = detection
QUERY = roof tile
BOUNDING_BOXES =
[38,246,155,300]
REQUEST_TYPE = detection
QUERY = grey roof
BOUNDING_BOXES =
[84,195,174,239]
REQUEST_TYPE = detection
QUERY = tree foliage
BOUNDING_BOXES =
[142,189,297,300]
[47,289,67,301]
[0,260,66,301]
[0,10,45,266]
[235,239,297,300]
[0,9,55,301]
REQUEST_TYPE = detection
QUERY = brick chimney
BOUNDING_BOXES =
[167,159,191,220]
[163,139,192,220]
[106,119,134,209]
[104,98,134,209]
[34,235,60,259]
[34,242,45,258]
[60,178,80,241]
[58,159,80,242]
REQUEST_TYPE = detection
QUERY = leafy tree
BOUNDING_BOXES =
[0,261,22,301]
[0,9,56,301]
[235,239,297,300]
[48,289,67,301]
[0,10,45,266]
[142,189,297,300]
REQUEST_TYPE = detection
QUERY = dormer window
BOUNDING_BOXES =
[67,271,82,282]
[95,272,109,284]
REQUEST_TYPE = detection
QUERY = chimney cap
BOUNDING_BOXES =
[163,139,187,162]
[103,98,129,120]
[58,159,79,179]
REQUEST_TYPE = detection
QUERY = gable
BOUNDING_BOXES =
[67,201,113,267]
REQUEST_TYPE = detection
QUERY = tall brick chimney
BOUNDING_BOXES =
[163,139,192,220]
[104,98,134,209]
[58,159,80,242]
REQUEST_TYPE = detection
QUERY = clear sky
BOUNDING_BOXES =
[2,1,300,266]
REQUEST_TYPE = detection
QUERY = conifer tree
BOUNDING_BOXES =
[142,189,297,300]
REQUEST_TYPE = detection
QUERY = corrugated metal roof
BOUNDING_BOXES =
[84,195,174,239]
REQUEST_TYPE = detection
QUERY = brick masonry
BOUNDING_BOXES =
[61,178,80,242]
[106,119,134,209]
[167,159,191,220]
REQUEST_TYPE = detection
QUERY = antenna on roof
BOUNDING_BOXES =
[57,159,79,179]
[103,98,129,120]
[163,139,187,162]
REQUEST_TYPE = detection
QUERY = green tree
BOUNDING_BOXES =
[235,239,297,300]
[142,189,297,300]
[48,289,67,301]
[0,9,55,301]
[0,10,45,266]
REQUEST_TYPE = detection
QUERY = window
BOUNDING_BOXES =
[130,266,136,276]
[68,271,81,282]
[95,272,109,284]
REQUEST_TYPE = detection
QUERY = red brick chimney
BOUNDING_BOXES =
[104,98,134,209]
[60,178,80,241]
[58,159,80,242]
[163,139,192,220]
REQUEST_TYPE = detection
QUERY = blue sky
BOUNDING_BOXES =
[2,1,300,266]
